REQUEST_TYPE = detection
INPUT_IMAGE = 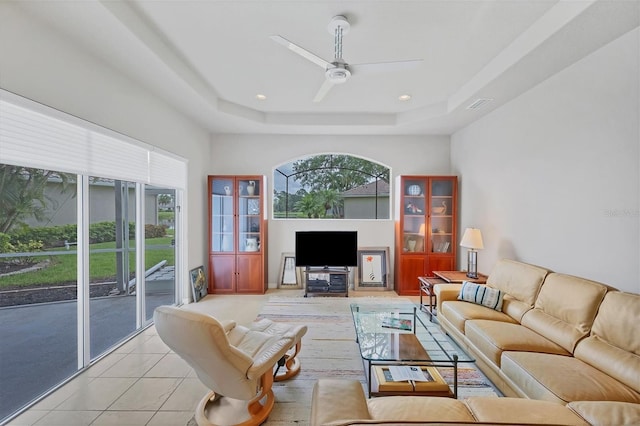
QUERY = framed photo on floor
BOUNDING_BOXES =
[190,265,208,302]
[278,252,303,289]
[355,247,390,291]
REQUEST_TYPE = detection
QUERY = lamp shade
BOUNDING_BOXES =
[460,228,484,250]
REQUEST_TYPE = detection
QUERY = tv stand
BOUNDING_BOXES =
[304,267,349,297]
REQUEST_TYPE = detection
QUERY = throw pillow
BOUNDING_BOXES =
[458,281,504,311]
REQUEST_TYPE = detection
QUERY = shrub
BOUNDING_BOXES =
[145,224,167,238]
[0,232,43,264]
[7,221,161,248]
[0,233,12,253]
[9,224,76,249]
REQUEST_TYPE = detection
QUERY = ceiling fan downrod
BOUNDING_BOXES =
[334,26,343,60]
[328,15,350,61]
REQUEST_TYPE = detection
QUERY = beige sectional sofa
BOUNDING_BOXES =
[310,378,640,425]
[436,259,640,405]
[309,259,640,425]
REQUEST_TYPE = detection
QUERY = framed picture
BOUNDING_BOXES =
[355,247,390,291]
[278,252,303,288]
[190,266,208,302]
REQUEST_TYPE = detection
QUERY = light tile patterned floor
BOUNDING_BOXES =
[7,289,408,426]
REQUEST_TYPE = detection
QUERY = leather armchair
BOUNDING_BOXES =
[154,305,296,426]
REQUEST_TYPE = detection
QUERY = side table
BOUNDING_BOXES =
[433,271,488,283]
[418,276,445,321]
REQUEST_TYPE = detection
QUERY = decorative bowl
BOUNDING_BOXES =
[432,206,446,215]
[407,185,421,196]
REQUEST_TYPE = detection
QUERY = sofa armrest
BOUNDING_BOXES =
[567,401,640,425]
[310,379,372,426]
[219,319,237,333]
[434,283,462,314]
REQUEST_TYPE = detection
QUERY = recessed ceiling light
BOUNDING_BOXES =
[398,94,411,101]
[255,94,267,101]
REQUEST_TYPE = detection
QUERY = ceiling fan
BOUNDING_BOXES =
[270,15,423,102]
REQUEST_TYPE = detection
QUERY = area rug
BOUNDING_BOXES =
[188,295,499,425]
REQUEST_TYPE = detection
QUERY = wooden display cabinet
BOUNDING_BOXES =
[208,175,268,294]
[394,176,458,295]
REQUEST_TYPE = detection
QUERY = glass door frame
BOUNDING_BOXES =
[76,177,183,368]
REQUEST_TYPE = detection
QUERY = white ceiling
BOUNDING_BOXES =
[16,0,640,135]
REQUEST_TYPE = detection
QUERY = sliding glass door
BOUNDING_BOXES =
[144,186,177,323]
[0,168,181,423]
[0,94,185,423]
[0,165,78,421]
[88,178,138,358]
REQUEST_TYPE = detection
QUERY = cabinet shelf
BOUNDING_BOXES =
[395,176,458,296]
[208,175,267,295]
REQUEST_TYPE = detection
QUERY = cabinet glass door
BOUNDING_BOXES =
[211,177,234,252]
[430,179,454,254]
[402,178,426,253]
[238,179,261,253]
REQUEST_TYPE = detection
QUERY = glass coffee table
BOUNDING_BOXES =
[350,302,475,398]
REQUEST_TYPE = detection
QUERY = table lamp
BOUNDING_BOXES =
[460,228,483,279]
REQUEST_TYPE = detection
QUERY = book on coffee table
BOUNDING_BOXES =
[381,317,412,331]
[373,366,451,395]
[388,365,433,382]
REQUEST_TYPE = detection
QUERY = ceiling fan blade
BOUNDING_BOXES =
[313,79,335,102]
[349,59,423,75]
[270,35,330,69]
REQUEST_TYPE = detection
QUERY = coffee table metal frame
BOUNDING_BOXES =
[350,303,475,398]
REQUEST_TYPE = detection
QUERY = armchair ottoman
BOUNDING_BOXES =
[248,318,307,381]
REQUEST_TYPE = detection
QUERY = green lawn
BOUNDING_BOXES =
[0,237,174,289]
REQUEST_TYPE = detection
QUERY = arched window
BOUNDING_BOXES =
[273,154,390,219]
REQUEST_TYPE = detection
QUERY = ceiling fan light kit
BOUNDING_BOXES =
[271,15,422,102]
[326,64,350,84]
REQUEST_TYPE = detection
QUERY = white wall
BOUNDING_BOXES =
[0,4,212,297]
[451,28,639,294]
[210,134,451,287]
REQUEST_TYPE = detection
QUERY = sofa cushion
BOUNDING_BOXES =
[567,401,640,426]
[574,291,640,393]
[310,379,372,425]
[367,396,476,423]
[440,301,517,334]
[458,282,504,311]
[501,351,640,404]
[521,273,608,353]
[465,397,588,425]
[465,320,570,366]
[486,259,550,321]
[499,294,537,323]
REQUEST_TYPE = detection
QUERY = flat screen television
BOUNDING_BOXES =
[295,231,358,268]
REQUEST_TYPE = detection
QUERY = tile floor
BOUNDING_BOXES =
[7,289,407,426]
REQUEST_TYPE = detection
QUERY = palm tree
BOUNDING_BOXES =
[0,166,72,233]
[295,193,323,218]
[318,189,342,218]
